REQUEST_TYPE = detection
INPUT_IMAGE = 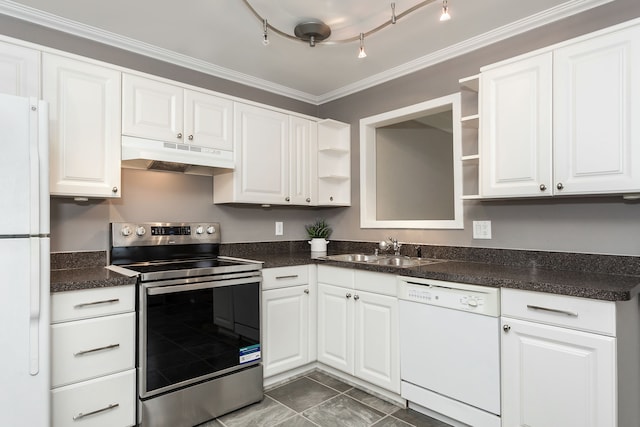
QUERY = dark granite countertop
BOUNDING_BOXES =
[50,266,137,293]
[251,251,640,302]
[50,244,640,301]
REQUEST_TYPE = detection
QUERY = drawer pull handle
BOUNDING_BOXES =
[275,275,299,280]
[73,403,119,420]
[74,343,120,357]
[526,304,578,317]
[74,298,120,309]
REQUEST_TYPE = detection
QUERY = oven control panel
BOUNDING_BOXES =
[111,222,221,247]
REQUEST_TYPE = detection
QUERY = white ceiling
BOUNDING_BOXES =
[0,0,611,104]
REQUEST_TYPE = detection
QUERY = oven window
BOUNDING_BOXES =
[144,282,260,393]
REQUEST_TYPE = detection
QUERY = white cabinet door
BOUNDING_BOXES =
[184,89,233,151]
[480,53,553,197]
[289,116,317,205]
[262,285,310,377]
[43,54,121,198]
[0,40,39,97]
[501,317,616,427]
[554,25,640,195]
[122,74,183,143]
[353,290,399,393]
[231,103,289,204]
[317,283,353,374]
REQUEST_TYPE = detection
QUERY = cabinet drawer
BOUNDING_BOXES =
[262,265,309,290]
[354,270,397,297]
[51,285,135,323]
[317,265,354,288]
[52,369,136,427]
[501,289,616,336]
[51,312,135,388]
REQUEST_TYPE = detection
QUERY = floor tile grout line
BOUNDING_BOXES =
[304,373,355,394]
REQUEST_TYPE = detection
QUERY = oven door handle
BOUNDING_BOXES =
[146,277,259,295]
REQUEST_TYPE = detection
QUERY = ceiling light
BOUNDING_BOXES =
[440,0,451,21]
[242,0,450,56]
[358,33,367,59]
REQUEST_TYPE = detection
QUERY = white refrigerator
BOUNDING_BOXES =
[0,93,50,426]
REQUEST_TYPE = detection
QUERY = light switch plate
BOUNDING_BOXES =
[275,221,283,236]
[473,220,492,239]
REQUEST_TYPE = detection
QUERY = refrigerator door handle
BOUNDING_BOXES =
[28,238,40,375]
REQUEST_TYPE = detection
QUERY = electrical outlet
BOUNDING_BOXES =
[275,221,283,236]
[473,220,492,239]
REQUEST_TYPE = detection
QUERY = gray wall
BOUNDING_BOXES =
[319,0,640,256]
[4,1,640,255]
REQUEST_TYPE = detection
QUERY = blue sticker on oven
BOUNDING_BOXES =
[239,344,261,364]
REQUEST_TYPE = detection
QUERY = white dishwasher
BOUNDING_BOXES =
[398,276,501,427]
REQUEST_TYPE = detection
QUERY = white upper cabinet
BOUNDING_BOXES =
[480,22,640,198]
[122,75,183,143]
[43,53,122,198]
[0,40,39,97]
[289,116,317,205]
[317,119,351,206]
[214,102,289,204]
[480,53,553,197]
[214,103,325,206]
[553,24,640,195]
[122,74,233,161]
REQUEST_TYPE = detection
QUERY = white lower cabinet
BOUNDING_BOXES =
[500,288,638,427]
[317,266,399,393]
[262,266,316,379]
[51,286,136,427]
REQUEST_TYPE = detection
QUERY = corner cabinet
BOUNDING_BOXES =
[459,75,481,199]
[0,40,39,97]
[317,120,351,206]
[317,266,399,393]
[213,104,345,206]
[480,22,640,198]
[501,288,640,427]
[43,53,122,198]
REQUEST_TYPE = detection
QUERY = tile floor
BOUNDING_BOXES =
[199,371,452,427]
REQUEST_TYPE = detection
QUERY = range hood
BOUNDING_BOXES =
[121,136,234,175]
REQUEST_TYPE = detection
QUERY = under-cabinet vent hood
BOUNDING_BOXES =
[121,136,234,175]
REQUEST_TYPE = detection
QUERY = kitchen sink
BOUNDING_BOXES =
[321,254,445,268]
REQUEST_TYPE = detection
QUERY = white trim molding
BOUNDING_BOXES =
[0,0,614,104]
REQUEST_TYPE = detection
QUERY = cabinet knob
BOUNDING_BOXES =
[346,293,352,299]
[503,324,511,333]
[285,196,290,202]
[112,186,118,193]
[188,135,194,141]
[304,289,309,294]
[556,182,564,190]
[306,198,311,203]
[353,294,360,301]
[329,196,334,201]
[539,184,547,192]
[177,133,183,139]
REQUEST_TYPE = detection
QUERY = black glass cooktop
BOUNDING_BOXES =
[126,258,243,274]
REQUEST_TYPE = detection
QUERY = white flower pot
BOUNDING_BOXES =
[308,238,329,254]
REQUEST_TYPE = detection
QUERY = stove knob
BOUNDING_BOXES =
[121,226,132,237]
[195,226,204,234]
[207,226,216,234]
[135,226,146,237]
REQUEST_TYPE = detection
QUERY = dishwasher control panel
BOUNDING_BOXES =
[398,276,500,316]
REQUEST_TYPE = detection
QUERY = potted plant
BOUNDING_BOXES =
[305,218,332,253]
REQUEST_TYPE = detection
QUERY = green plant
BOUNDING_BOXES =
[305,218,332,239]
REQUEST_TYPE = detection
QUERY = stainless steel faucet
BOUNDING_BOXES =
[379,237,402,255]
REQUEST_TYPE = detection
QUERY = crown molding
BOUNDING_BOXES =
[0,0,613,105]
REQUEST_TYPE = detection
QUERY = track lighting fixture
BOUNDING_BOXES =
[262,19,269,45]
[244,0,452,56]
[358,33,367,59]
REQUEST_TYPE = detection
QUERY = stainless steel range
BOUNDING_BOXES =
[109,222,263,427]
